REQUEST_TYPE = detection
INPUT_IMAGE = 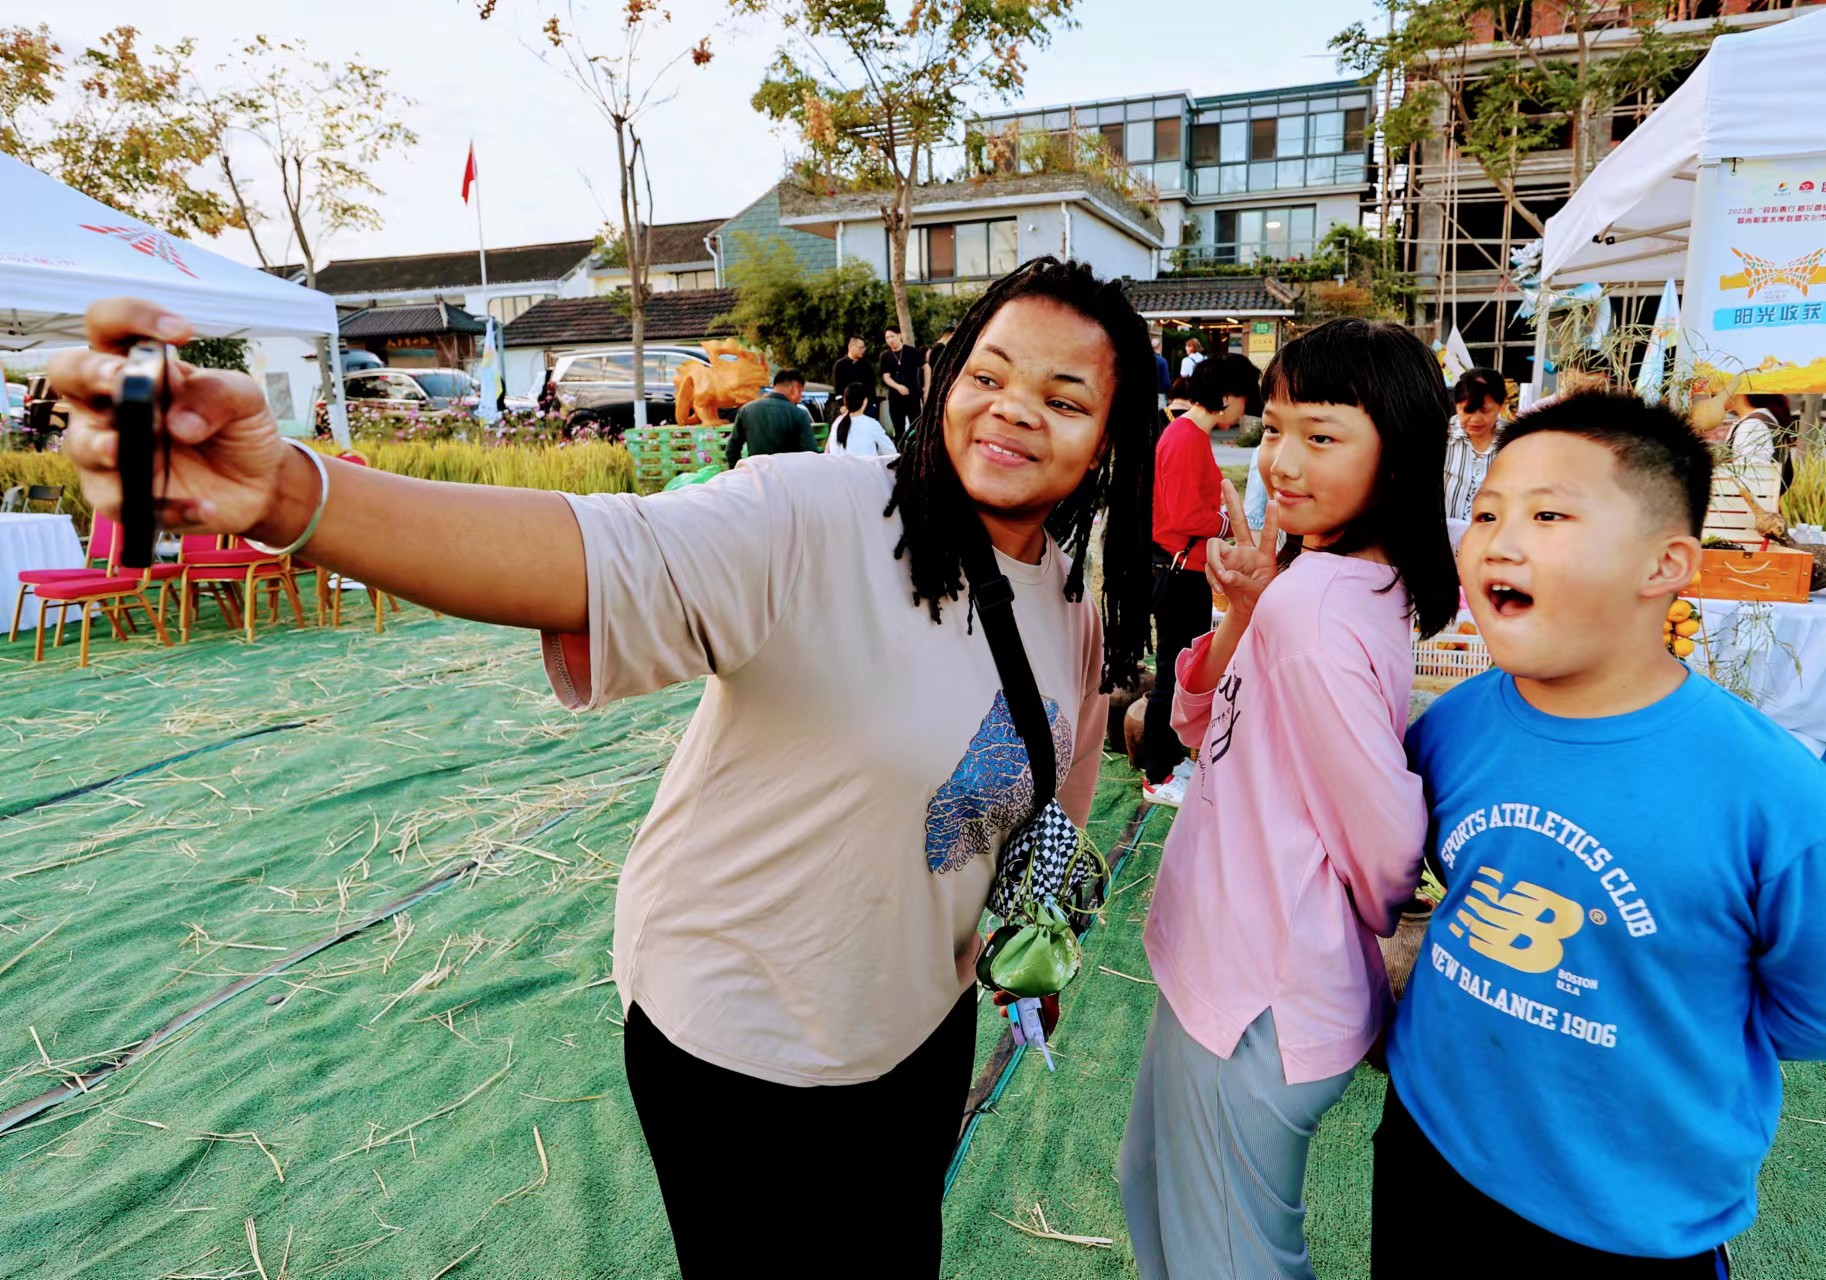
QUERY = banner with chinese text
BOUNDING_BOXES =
[1689,156,1826,394]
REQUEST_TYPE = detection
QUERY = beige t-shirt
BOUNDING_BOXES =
[543,453,1107,1085]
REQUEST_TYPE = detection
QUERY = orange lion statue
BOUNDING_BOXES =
[674,340,770,426]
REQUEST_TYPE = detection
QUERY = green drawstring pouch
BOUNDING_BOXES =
[976,899,1081,999]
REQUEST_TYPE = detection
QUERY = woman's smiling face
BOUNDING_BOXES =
[942,296,1116,526]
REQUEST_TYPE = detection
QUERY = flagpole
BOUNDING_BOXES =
[472,140,489,288]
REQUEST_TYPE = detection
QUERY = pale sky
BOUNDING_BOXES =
[0,0,1379,269]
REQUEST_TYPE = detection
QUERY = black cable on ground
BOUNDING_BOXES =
[0,806,582,1136]
[0,721,309,822]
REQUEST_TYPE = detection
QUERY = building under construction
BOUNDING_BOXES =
[1397,0,1816,384]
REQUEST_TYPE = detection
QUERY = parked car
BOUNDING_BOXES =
[5,381,25,428]
[549,345,830,432]
[316,367,536,428]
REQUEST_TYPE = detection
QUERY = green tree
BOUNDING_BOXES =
[0,24,240,238]
[719,233,972,378]
[1334,1,1710,236]
[176,337,249,372]
[735,0,1075,342]
[484,1,714,430]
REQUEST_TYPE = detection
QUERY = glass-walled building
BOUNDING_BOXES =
[973,79,1375,273]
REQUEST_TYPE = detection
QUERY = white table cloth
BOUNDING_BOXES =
[0,512,86,634]
[1695,594,1826,757]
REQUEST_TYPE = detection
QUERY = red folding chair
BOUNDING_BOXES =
[30,567,172,666]
[178,536,303,643]
[8,513,116,642]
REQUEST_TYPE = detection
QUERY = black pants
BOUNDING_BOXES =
[624,990,977,1278]
[1372,1083,1729,1278]
[888,394,921,439]
[1142,565,1213,784]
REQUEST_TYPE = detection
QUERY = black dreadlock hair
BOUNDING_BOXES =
[884,257,1154,691]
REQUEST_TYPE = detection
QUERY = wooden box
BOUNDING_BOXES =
[1702,463,1782,542]
[1697,544,1813,603]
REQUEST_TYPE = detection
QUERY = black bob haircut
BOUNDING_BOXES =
[1260,318,1459,639]
[1500,391,1714,537]
[1453,366,1507,409]
[885,257,1154,691]
[1187,352,1263,415]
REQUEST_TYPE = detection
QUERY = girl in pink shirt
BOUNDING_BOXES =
[1119,319,1460,1279]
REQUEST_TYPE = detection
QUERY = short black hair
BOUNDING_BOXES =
[1187,352,1262,415]
[1500,391,1714,536]
[1261,318,1459,638]
[1454,366,1506,410]
[884,325,902,336]
[845,334,863,345]
[773,369,805,388]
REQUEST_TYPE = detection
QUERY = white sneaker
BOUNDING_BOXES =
[1171,758,1196,784]
[1142,773,1188,808]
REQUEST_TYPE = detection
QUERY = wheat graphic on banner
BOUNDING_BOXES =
[1732,246,1826,299]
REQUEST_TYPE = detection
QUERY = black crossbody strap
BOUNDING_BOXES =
[958,520,1057,814]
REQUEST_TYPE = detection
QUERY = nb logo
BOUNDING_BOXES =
[1447,866,1584,974]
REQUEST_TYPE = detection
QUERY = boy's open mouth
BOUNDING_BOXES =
[1486,582,1534,618]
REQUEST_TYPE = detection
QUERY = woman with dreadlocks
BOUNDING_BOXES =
[53,258,1155,1277]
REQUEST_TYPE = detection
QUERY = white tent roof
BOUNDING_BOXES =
[0,152,337,350]
[1541,8,1826,286]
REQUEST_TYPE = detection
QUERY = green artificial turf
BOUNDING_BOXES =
[2,604,1820,1279]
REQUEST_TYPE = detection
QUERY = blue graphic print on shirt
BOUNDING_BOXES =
[925,690,1073,874]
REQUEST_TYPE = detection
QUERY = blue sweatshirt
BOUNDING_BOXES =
[1387,670,1826,1258]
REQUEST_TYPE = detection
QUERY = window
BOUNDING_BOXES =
[955,222,990,278]
[486,293,553,325]
[672,269,717,290]
[1277,159,1307,189]
[1310,111,1345,154]
[1250,118,1277,161]
[1125,120,1155,163]
[916,218,1016,281]
[414,372,475,400]
[1344,107,1368,153]
[1276,115,1304,158]
[1191,122,1220,166]
[1219,164,1248,195]
[926,224,956,279]
[1153,117,1182,163]
[345,373,389,400]
[1220,120,1247,164]
[1100,122,1124,159]
[989,220,1018,275]
[558,358,603,383]
[1210,204,1319,265]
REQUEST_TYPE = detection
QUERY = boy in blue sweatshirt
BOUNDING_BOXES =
[1378,393,1826,1276]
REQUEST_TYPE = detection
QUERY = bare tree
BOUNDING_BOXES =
[484,1,713,430]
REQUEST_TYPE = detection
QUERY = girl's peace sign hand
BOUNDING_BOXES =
[1205,477,1281,627]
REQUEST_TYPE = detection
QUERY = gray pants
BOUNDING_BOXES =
[1120,999,1354,1280]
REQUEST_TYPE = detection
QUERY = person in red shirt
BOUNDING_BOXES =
[1142,353,1261,806]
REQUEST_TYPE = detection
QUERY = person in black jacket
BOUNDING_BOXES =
[829,336,873,424]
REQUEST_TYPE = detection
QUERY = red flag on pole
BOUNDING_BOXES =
[462,143,477,204]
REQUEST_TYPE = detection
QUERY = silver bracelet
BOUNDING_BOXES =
[245,438,330,556]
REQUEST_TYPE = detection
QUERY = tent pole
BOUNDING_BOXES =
[1672,161,1718,397]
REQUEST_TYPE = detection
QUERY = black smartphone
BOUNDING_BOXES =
[114,340,169,570]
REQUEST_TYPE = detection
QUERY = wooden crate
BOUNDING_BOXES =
[626,426,731,490]
[1697,543,1814,603]
[1413,629,1493,690]
[1703,462,1782,542]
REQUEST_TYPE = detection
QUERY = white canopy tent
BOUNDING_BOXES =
[1541,9,1826,287]
[0,152,349,444]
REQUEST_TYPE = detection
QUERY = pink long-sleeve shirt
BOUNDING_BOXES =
[1143,552,1427,1084]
